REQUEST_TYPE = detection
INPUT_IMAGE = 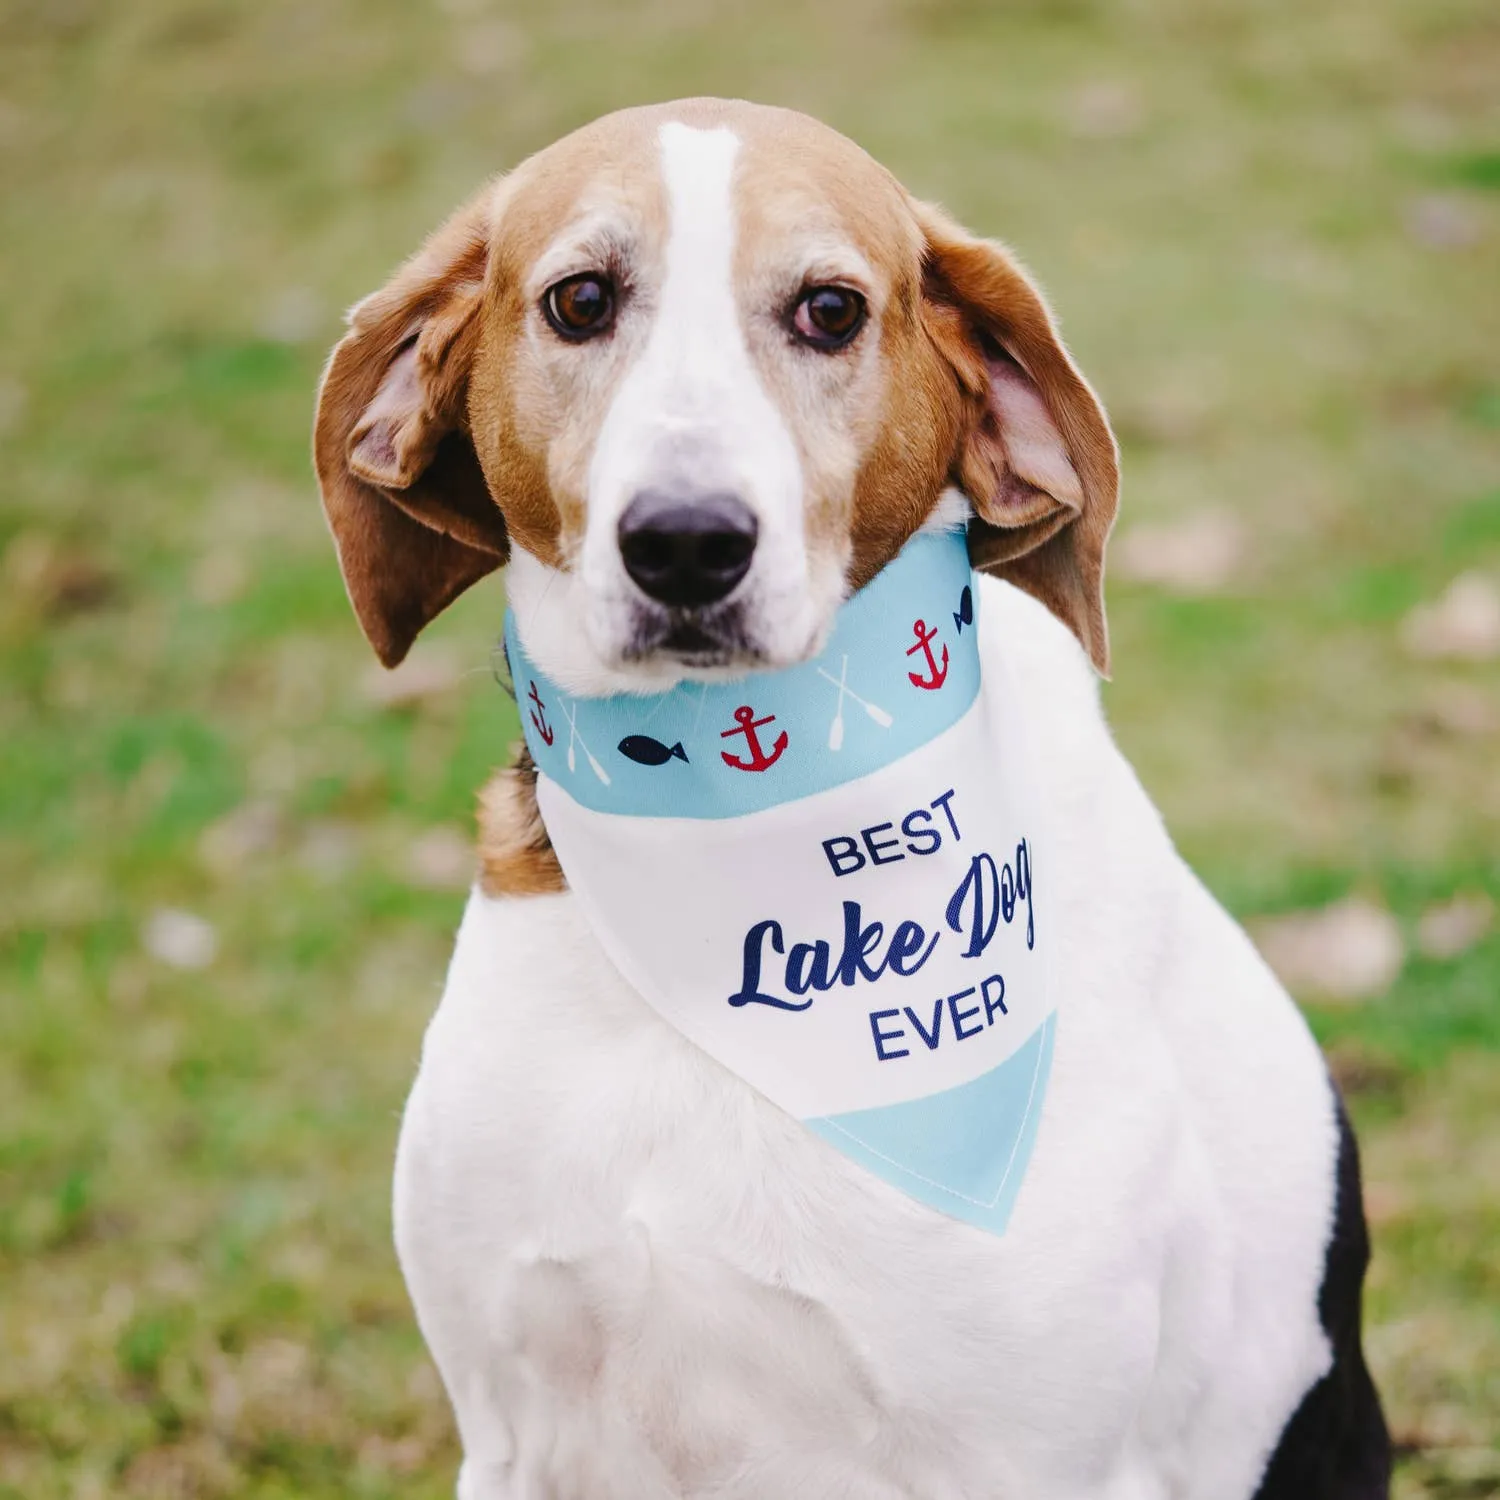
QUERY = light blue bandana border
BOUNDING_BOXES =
[506,529,980,820]
[808,1011,1055,1234]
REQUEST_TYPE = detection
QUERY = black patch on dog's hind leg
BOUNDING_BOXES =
[1252,1093,1391,1499]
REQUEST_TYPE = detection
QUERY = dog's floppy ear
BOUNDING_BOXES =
[915,200,1119,674]
[313,184,510,667]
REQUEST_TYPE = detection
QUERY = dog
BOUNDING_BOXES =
[313,98,1390,1499]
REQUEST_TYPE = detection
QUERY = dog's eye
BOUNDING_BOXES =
[543,274,616,340]
[792,286,866,350]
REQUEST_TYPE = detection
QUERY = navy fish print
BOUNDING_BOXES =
[618,735,689,767]
[954,584,974,633]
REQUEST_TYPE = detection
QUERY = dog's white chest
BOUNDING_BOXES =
[397,897,1171,1499]
[391,588,1337,1500]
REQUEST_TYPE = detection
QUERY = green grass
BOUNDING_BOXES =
[2,0,1497,1494]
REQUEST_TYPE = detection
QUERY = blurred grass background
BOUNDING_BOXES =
[1,0,1497,1495]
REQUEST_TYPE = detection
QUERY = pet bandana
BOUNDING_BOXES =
[506,528,1055,1236]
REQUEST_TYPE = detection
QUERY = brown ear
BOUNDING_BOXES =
[915,201,1119,674]
[313,185,510,667]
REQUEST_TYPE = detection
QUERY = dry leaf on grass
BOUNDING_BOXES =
[1251,897,1404,1003]
[3,531,117,616]
[141,909,218,971]
[297,821,358,879]
[199,800,284,876]
[362,644,464,708]
[358,1433,432,1476]
[1323,1040,1405,1101]
[0,375,27,435]
[1412,681,1500,738]
[1065,80,1143,139]
[1415,892,1494,960]
[1112,510,1247,594]
[1403,192,1485,251]
[258,285,323,344]
[456,19,526,76]
[1400,573,1500,661]
[121,1437,236,1499]
[191,549,251,606]
[406,827,474,892]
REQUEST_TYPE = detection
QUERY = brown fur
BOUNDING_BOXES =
[468,109,671,564]
[914,201,1119,674]
[477,749,566,897]
[314,188,510,668]
[313,99,1121,891]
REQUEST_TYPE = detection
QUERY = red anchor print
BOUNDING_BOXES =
[720,705,789,772]
[527,680,555,746]
[906,618,949,690]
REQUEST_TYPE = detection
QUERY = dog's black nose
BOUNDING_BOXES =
[618,490,758,609]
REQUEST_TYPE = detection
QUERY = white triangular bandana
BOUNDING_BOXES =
[506,529,1055,1235]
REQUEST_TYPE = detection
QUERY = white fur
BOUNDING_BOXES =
[394,576,1339,1499]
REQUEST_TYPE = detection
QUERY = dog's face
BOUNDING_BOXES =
[315,99,1119,691]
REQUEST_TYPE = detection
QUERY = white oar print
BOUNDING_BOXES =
[818,656,893,751]
[561,699,612,785]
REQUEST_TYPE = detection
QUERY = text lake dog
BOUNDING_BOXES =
[314,98,1389,1500]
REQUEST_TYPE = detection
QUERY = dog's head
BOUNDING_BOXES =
[314,98,1118,692]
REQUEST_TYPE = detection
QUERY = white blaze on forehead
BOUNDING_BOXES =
[578,122,811,636]
[654,122,747,420]
[515,119,834,693]
[587,121,802,504]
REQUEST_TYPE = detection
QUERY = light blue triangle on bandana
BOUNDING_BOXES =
[506,527,1057,1238]
[808,1011,1055,1235]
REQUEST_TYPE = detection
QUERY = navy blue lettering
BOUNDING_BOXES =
[1000,861,1016,925]
[870,1008,909,1061]
[931,789,960,840]
[887,919,940,976]
[948,986,982,1039]
[904,999,944,1051]
[861,822,904,867]
[823,835,865,878]
[728,920,810,1011]
[946,852,1000,958]
[786,940,834,995]
[836,902,888,986]
[1016,839,1035,949]
[982,973,1008,1023]
[901,807,941,856]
